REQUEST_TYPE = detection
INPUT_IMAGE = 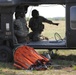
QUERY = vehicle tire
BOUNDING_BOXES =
[0,46,13,62]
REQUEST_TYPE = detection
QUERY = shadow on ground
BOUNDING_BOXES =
[51,54,76,62]
[50,54,76,70]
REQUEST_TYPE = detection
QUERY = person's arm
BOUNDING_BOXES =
[41,16,59,26]
[29,18,32,28]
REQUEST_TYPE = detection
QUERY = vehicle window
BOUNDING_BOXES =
[0,14,1,30]
[70,6,76,30]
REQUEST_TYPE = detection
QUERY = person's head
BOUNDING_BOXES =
[15,6,28,14]
[15,12,25,19]
[32,9,39,18]
[15,6,26,19]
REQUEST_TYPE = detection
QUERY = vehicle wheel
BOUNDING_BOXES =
[0,46,13,62]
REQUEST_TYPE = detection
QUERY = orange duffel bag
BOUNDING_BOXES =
[14,45,50,70]
[14,49,34,70]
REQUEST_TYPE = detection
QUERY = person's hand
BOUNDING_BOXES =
[55,23,59,26]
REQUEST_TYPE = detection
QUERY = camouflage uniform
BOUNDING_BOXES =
[14,17,29,43]
[14,6,29,43]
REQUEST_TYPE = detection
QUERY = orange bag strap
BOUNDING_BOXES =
[14,63,24,69]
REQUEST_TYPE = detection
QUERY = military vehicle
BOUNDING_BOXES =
[0,0,76,62]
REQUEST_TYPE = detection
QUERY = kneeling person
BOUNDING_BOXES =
[29,9,59,41]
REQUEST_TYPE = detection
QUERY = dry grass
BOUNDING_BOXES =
[0,62,76,75]
[42,21,65,39]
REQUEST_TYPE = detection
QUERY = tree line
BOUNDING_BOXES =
[26,17,65,21]
[48,17,65,21]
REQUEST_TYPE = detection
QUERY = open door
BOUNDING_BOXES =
[66,4,76,48]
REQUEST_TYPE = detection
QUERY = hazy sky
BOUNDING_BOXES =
[26,5,65,18]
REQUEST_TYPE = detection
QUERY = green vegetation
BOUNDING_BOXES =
[48,17,65,21]
[73,65,76,70]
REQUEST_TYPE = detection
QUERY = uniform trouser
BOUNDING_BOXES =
[28,31,42,41]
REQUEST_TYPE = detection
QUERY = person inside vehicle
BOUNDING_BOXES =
[14,6,29,43]
[28,9,59,41]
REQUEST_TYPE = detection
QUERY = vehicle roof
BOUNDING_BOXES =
[0,0,76,6]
